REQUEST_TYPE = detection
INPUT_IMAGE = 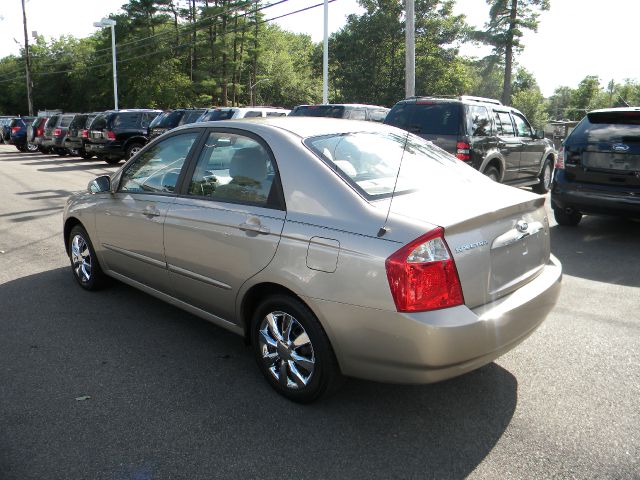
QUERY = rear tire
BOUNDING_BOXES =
[533,158,553,194]
[484,165,500,182]
[79,150,93,159]
[26,142,38,152]
[126,142,144,160]
[250,294,344,403]
[105,157,121,165]
[554,208,582,226]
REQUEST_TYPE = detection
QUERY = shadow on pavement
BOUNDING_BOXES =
[550,215,640,287]
[1,268,518,480]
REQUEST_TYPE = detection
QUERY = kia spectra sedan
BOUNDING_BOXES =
[63,118,562,403]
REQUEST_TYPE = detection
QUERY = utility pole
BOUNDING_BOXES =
[322,0,329,104]
[405,0,415,99]
[21,0,34,116]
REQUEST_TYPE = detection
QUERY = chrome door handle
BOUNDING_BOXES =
[239,222,270,234]
[143,206,160,218]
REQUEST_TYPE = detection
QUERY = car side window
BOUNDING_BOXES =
[513,113,533,137]
[495,112,515,136]
[349,109,367,120]
[188,131,278,208]
[468,106,491,136]
[119,132,199,194]
[243,111,263,118]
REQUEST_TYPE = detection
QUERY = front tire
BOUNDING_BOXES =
[68,225,107,290]
[554,208,582,226]
[533,158,553,194]
[251,294,343,403]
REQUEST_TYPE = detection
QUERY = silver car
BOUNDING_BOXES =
[63,118,562,403]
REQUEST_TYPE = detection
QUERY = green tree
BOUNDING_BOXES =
[473,0,550,105]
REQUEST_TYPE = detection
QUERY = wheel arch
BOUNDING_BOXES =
[63,217,83,254]
[479,154,505,181]
[239,282,311,343]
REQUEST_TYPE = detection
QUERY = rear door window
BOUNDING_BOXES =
[495,112,515,136]
[112,113,139,129]
[243,111,263,118]
[467,105,492,136]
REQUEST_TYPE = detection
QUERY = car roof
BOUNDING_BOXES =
[294,103,388,109]
[588,107,640,114]
[179,116,400,139]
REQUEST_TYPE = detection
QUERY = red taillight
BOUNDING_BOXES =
[11,126,20,133]
[81,129,89,138]
[37,126,44,136]
[385,228,464,312]
[555,147,565,169]
[456,141,471,161]
[54,128,62,137]
[106,130,116,140]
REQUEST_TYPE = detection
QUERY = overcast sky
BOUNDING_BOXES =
[0,0,638,98]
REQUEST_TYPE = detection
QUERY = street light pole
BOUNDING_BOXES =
[322,0,329,104]
[94,18,118,110]
[405,0,415,99]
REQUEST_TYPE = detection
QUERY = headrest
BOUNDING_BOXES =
[229,148,268,181]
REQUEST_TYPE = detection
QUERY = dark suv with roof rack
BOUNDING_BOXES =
[86,109,161,164]
[148,108,206,140]
[384,96,557,193]
[551,107,640,226]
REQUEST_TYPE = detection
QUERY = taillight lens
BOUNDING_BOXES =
[555,147,564,169]
[81,129,89,138]
[106,130,116,140]
[385,228,464,312]
[456,141,471,161]
[11,127,20,134]
[54,128,62,137]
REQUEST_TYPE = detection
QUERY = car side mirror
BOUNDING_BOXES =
[88,175,112,194]
[535,129,545,139]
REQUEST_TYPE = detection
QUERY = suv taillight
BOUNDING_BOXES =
[81,129,89,138]
[37,126,44,136]
[106,130,116,140]
[456,141,471,161]
[555,147,564,169]
[54,128,62,137]
[11,127,20,134]
[385,228,464,312]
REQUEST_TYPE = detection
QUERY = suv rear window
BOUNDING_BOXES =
[569,111,640,144]
[60,116,74,128]
[290,106,346,118]
[384,103,461,136]
[90,114,108,130]
[150,111,183,129]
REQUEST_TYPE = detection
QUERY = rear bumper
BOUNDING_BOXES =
[86,141,125,158]
[552,170,640,217]
[305,255,562,384]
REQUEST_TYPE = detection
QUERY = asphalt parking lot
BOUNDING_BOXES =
[0,144,638,479]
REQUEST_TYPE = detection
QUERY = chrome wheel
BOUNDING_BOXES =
[543,162,552,189]
[26,142,38,152]
[71,234,92,284]
[127,144,143,158]
[258,311,315,389]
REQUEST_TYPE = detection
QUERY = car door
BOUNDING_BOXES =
[93,131,201,294]
[513,111,546,178]
[163,129,286,323]
[494,110,522,181]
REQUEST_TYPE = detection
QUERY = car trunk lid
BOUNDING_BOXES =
[380,180,550,309]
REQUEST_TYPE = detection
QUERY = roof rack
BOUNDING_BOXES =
[405,95,502,106]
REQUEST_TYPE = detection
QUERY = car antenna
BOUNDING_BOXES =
[377,132,410,237]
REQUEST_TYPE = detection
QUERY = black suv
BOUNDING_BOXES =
[290,104,389,122]
[64,113,101,159]
[86,109,161,164]
[384,96,557,193]
[148,108,206,140]
[551,108,640,226]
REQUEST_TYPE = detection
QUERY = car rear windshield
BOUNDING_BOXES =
[385,102,461,136]
[304,131,465,200]
[290,106,347,118]
[111,112,140,129]
[60,116,74,128]
[200,109,236,121]
[150,111,184,129]
[568,111,640,144]
[90,114,108,130]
